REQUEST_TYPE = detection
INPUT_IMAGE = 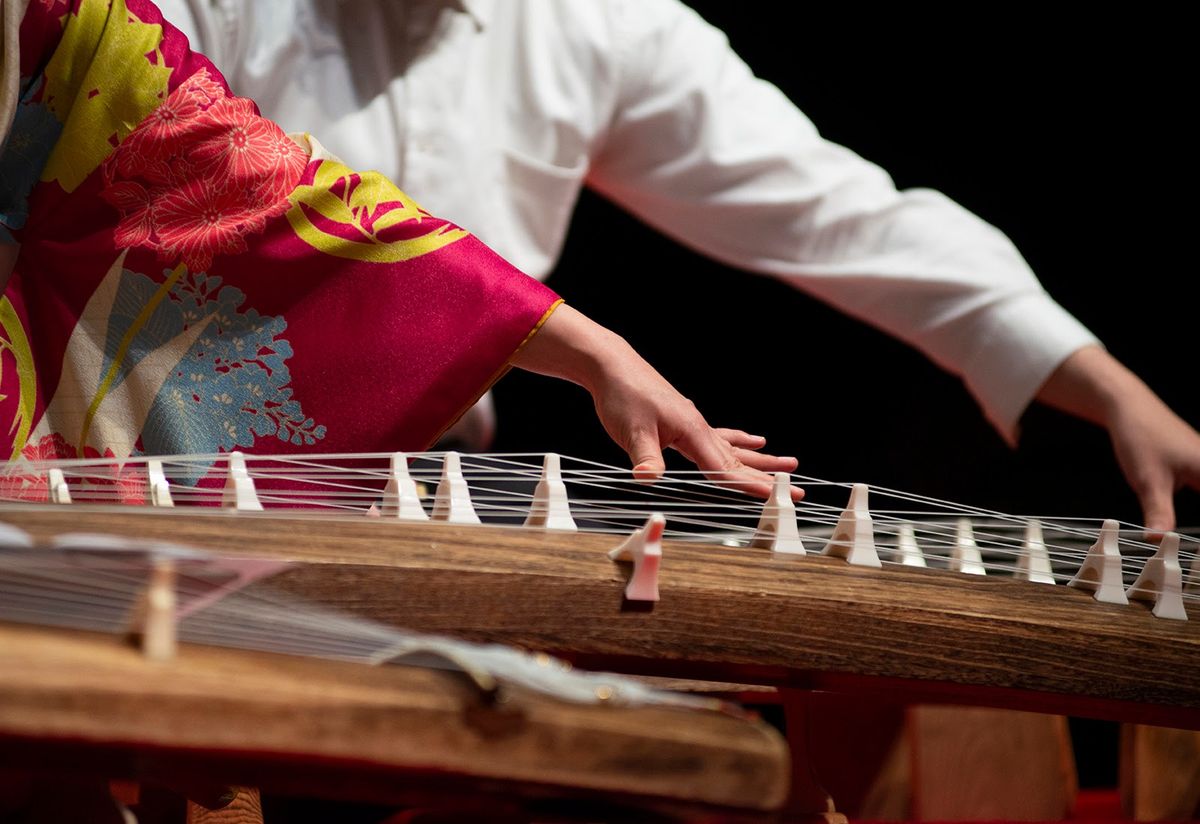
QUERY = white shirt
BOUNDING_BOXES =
[158,0,1098,441]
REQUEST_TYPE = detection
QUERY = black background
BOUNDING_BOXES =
[494,6,1198,530]
[490,6,1196,789]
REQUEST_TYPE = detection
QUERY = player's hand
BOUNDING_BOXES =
[1105,388,1200,536]
[511,304,801,499]
[1037,345,1200,535]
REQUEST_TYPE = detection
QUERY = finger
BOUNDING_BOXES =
[1180,456,1200,493]
[675,427,803,500]
[717,431,801,479]
[1136,476,1176,539]
[731,447,798,473]
[676,428,768,495]
[627,429,666,484]
[713,428,768,449]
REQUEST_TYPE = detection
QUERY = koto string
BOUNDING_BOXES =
[10,451,1198,552]
[0,547,731,714]
[5,451,1198,592]
[0,552,432,664]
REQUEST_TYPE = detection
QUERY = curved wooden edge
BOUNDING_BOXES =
[0,624,790,814]
[574,658,1200,731]
[4,508,1197,722]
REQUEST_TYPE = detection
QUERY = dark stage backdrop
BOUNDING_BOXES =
[489,7,1195,789]
[494,6,1197,530]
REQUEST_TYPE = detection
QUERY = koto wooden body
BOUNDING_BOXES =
[4,505,1197,729]
[0,623,788,817]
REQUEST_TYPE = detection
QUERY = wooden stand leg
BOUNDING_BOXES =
[790,692,910,820]
[1120,724,1200,820]
[909,707,1075,821]
[778,689,848,824]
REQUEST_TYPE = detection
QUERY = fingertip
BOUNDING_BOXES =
[633,461,665,484]
[628,430,665,484]
[1142,515,1173,542]
[1142,526,1168,543]
[1142,515,1171,542]
[716,428,768,448]
[791,486,805,502]
[1142,497,1175,537]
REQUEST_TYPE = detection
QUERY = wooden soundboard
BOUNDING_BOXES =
[4,504,1196,730]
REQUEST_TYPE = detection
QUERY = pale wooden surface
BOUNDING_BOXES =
[3,506,1196,725]
[909,707,1075,821]
[0,623,789,814]
[1121,724,1200,820]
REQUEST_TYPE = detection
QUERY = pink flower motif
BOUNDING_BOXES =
[3,433,73,502]
[189,97,304,193]
[176,68,226,110]
[255,130,310,202]
[155,178,276,272]
[112,70,224,182]
[135,91,200,150]
[101,68,307,271]
[7,435,146,506]
[84,463,148,506]
[0,471,47,503]
[103,181,156,247]
[21,432,75,461]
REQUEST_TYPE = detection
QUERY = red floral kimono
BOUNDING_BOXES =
[0,0,559,482]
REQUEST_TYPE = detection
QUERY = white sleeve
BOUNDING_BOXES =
[587,0,1098,443]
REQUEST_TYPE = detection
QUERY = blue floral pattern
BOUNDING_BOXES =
[104,265,325,481]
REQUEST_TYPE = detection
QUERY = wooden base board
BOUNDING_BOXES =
[0,624,789,818]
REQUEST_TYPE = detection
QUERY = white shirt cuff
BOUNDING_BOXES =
[961,293,1100,446]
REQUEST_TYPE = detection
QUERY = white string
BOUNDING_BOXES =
[0,546,733,714]
[5,452,1199,585]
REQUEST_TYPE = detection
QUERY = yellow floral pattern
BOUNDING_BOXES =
[286,149,469,264]
[0,297,36,460]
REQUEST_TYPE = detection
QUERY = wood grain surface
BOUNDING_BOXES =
[0,623,788,815]
[3,505,1197,728]
[909,707,1075,820]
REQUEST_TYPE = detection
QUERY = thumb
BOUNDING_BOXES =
[628,429,665,483]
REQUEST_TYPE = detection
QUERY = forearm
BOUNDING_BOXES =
[510,303,632,394]
[589,1,1098,441]
[1033,345,1155,430]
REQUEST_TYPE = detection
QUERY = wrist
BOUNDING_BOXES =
[511,303,631,390]
[1037,345,1145,428]
[563,321,636,395]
